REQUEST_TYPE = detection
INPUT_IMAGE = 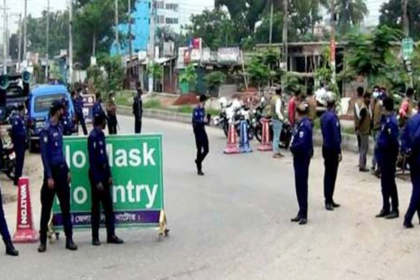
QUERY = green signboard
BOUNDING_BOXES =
[52,134,165,229]
[402,37,414,59]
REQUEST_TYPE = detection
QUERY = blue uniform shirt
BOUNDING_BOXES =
[401,112,420,156]
[192,106,206,128]
[73,96,84,115]
[88,127,111,185]
[40,122,66,178]
[61,111,74,136]
[321,110,342,153]
[92,101,104,118]
[377,113,399,163]
[10,114,26,139]
[290,117,314,157]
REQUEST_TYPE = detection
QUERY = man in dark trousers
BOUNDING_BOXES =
[192,95,209,176]
[60,98,74,136]
[321,95,342,211]
[106,93,118,135]
[38,101,77,253]
[10,105,27,186]
[88,113,123,246]
[71,90,88,135]
[290,102,313,225]
[375,97,399,219]
[133,87,143,134]
[401,101,420,228]
[0,183,19,256]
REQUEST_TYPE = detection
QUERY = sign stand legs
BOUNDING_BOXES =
[158,210,169,241]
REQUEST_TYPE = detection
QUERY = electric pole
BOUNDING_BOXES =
[330,0,336,86]
[3,0,7,74]
[403,0,409,36]
[128,0,132,83]
[115,0,119,43]
[23,0,27,63]
[45,0,50,81]
[148,0,156,94]
[69,0,73,84]
[269,0,273,44]
[281,0,288,72]
[17,13,22,72]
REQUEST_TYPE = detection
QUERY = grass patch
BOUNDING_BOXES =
[143,99,163,109]
[342,126,355,135]
[176,106,194,114]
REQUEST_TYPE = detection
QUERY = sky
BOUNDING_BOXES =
[365,0,387,26]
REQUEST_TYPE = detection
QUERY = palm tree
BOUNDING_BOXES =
[335,0,369,35]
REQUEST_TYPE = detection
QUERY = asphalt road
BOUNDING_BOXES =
[0,115,419,280]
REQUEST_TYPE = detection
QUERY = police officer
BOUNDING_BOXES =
[0,184,19,256]
[320,95,342,211]
[71,90,88,135]
[88,113,123,246]
[38,100,77,253]
[192,95,209,176]
[93,92,105,118]
[10,105,27,186]
[106,93,118,135]
[401,101,420,228]
[375,97,399,219]
[133,87,143,134]
[290,102,313,225]
[60,98,74,136]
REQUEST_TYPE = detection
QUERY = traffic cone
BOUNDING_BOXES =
[239,120,253,153]
[13,177,39,243]
[224,122,240,154]
[258,118,273,151]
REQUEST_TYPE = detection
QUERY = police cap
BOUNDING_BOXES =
[50,100,64,116]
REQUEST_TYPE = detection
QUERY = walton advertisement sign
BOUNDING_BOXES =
[52,134,165,229]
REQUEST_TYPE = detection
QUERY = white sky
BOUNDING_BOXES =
[2,0,68,32]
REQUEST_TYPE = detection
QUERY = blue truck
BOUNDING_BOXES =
[27,84,76,152]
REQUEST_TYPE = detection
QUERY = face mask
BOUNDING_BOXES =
[373,91,379,99]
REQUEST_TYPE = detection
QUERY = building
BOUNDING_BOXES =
[155,0,214,34]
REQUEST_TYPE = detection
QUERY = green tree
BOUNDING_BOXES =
[335,0,369,35]
[379,0,420,40]
[247,56,271,89]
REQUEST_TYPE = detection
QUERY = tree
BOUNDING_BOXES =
[335,0,369,35]
[205,71,226,96]
[254,12,284,44]
[379,0,420,40]
[247,56,271,89]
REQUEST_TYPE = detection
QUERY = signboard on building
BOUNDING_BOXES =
[217,47,240,64]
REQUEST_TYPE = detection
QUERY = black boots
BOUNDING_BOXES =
[65,238,78,251]
[107,235,124,244]
[4,239,18,256]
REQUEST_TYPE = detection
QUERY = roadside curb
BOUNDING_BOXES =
[118,105,373,154]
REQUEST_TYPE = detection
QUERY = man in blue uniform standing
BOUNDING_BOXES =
[133,87,143,134]
[321,95,342,211]
[192,95,209,176]
[375,98,400,219]
[71,90,87,135]
[60,98,74,136]
[38,100,77,253]
[10,105,27,186]
[401,101,420,228]
[93,92,105,118]
[0,183,19,256]
[88,113,123,246]
[290,102,313,225]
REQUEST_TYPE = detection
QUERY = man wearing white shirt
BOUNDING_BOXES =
[271,88,285,158]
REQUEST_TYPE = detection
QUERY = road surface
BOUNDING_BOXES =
[0,115,419,280]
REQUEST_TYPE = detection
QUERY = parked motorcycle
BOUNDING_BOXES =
[0,129,16,181]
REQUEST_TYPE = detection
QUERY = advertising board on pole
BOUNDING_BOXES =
[52,134,168,236]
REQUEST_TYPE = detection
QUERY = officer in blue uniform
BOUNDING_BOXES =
[133,87,143,134]
[401,101,420,228]
[93,92,105,118]
[88,113,123,246]
[320,95,342,211]
[290,102,313,225]
[192,95,209,176]
[0,184,19,256]
[60,98,74,136]
[10,105,27,186]
[375,98,400,219]
[38,100,77,253]
[71,90,87,135]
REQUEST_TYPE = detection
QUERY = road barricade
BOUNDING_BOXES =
[239,120,253,153]
[52,134,169,239]
[224,122,240,154]
[258,118,273,152]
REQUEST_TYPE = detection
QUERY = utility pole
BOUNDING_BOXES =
[115,0,119,43]
[23,0,27,63]
[281,0,288,73]
[17,13,22,72]
[69,0,73,84]
[128,0,132,83]
[269,0,273,44]
[403,0,409,36]
[330,0,336,86]
[148,0,155,94]
[45,0,50,81]
[3,0,7,74]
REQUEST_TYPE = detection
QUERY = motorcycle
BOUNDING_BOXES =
[0,129,16,181]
